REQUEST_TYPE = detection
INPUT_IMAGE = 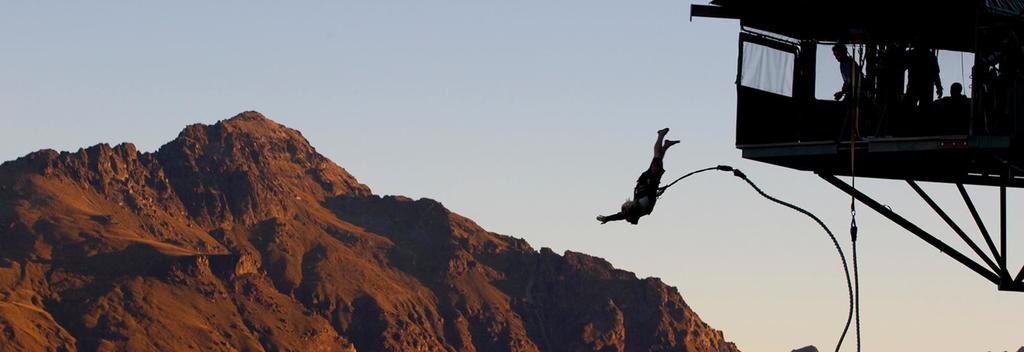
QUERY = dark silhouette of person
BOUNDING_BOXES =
[874,44,908,136]
[906,46,943,109]
[936,82,970,134]
[972,63,997,134]
[945,82,968,104]
[597,128,680,225]
[878,44,907,106]
[832,44,865,102]
[985,32,1024,134]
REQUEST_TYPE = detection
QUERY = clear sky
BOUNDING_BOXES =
[2,1,1021,351]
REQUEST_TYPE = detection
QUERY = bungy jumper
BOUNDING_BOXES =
[596,128,679,225]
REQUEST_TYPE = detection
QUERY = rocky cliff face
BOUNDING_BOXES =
[0,112,738,352]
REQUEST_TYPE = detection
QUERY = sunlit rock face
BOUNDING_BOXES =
[0,112,739,352]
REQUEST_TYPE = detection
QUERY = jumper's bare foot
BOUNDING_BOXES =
[658,128,670,136]
[596,215,608,224]
[664,139,681,148]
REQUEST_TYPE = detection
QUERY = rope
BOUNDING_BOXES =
[658,166,720,195]
[660,165,855,352]
[850,45,863,352]
[852,228,861,352]
[962,52,967,90]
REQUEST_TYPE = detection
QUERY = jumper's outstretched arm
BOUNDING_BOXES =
[596,213,626,224]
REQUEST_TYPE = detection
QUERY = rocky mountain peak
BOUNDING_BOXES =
[155,111,371,227]
[0,112,739,352]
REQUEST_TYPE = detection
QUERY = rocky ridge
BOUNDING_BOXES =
[0,111,738,351]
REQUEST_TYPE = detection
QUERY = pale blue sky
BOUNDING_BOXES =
[1,2,1020,351]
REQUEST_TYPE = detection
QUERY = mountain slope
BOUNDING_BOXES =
[0,111,738,352]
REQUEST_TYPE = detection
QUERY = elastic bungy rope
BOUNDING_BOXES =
[659,165,854,352]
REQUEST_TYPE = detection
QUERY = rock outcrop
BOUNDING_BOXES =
[0,111,738,351]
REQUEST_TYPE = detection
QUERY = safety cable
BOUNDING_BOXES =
[660,165,854,352]
[850,44,864,352]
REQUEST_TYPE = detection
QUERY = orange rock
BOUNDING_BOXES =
[0,112,739,352]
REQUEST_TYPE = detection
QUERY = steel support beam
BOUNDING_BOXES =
[957,183,1003,265]
[690,5,740,20]
[908,181,1001,274]
[819,174,1001,285]
[1001,185,1008,276]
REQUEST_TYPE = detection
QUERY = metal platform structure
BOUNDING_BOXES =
[693,0,1024,291]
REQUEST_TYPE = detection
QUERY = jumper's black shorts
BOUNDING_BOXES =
[634,157,665,199]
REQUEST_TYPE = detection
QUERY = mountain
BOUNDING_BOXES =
[0,111,739,352]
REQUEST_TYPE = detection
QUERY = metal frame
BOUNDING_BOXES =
[819,173,1024,292]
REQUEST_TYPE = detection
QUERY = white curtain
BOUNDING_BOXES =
[740,42,795,97]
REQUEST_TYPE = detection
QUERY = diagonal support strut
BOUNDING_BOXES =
[908,181,1002,275]
[819,174,1001,285]
[957,183,1003,266]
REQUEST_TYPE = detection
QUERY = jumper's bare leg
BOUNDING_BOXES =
[663,139,680,151]
[655,128,669,158]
